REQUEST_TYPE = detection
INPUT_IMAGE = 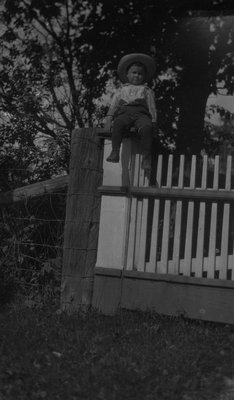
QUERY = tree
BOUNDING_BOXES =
[0,0,112,187]
[85,0,234,154]
[0,0,234,187]
[174,14,234,154]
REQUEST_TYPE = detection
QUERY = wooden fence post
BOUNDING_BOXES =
[61,128,103,311]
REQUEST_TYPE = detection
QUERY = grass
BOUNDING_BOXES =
[1,305,234,400]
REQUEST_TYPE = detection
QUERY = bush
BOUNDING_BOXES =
[0,266,18,307]
[0,191,66,307]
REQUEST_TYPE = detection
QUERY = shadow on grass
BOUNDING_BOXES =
[1,305,234,400]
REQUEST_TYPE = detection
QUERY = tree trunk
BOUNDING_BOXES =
[61,128,103,312]
[176,80,210,155]
[176,17,210,155]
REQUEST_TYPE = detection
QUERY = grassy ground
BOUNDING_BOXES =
[1,305,234,400]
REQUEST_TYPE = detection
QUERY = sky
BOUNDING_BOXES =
[206,91,234,126]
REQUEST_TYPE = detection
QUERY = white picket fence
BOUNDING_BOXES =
[126,153,234,281]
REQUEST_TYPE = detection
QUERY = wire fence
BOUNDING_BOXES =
[0,184,67,307]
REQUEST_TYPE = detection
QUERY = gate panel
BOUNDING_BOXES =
[94,141,234,322]
[126,154,234,284]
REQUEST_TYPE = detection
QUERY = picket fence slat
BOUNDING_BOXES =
[158,155,173,274]
[137,156,149,271]
[125,153,234,282]
[231,250,234,281]
[134,157,143,269]
[126,153,140,270]
[207,156,219,279]
[183,155,196,276]
[147,155,163,272]
[170,155,184,275]
[194,155,208,277]
[220,155,232,279]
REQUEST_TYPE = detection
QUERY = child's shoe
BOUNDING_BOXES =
[106,148,120,163]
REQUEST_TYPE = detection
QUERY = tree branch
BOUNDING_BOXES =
[33,16,84,127]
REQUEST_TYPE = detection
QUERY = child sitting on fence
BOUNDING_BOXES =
[104,53,157,172]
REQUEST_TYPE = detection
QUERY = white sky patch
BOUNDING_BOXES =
[94,79,116,109]
[206,89,234,126]
[210,94,234,113]
[34,132,52,151]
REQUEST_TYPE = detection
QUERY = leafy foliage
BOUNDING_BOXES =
[0,0,112,186]
[0,0,233,186]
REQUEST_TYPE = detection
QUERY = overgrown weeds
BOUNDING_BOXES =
[1,305,234,400]
[0,193,65,308]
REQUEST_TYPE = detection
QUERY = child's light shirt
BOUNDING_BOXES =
[107,83,157,122]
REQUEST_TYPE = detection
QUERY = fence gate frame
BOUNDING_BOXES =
[92,134,234,324]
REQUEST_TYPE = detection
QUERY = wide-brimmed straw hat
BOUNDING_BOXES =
[117,53,156,83]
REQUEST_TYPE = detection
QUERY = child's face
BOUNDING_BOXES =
[126,65,146,85]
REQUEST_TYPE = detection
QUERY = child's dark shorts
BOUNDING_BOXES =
[114,104,153,131]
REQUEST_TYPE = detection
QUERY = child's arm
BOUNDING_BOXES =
[146,88,157,130]
[103,115,113,131]
[103,89,121,130]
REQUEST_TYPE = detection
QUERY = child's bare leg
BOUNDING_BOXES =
[106,117,128,163]
[138,125,153,171]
